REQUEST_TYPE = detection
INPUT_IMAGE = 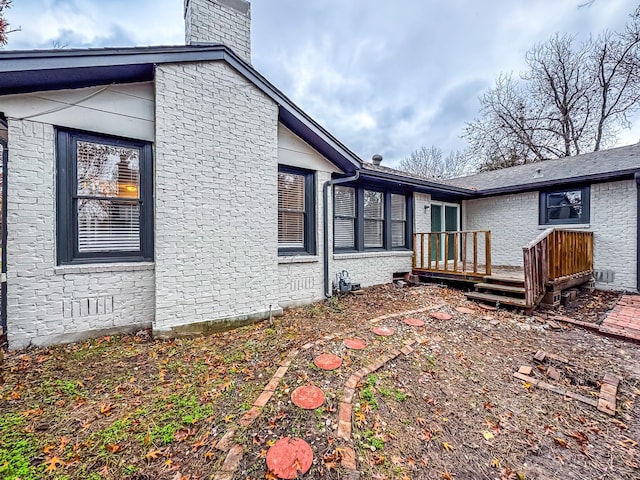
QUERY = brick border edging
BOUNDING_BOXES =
[212,338,328,480]
[212,303,432,480]
[338,338,418,475]
[550,314,640,343]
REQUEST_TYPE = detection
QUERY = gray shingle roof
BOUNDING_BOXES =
[446,143,640,192]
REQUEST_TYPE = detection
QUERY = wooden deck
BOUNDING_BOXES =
[413,229,594,312]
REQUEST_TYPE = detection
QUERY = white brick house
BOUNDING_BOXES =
[0,0,638,349]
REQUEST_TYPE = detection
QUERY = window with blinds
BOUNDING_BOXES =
[333,186,411,251]
[391,194,406,247]
[278,172,305,248]
[277,166,315,255]
[76,141,141,252]
[334,186,356,249]
[364,190,384,247]
[56,129,153,264]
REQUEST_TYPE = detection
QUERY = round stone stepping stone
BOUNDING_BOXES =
[291,385,325,410]
[455,307,475,314]
[266,437,313,479]
[372,326,395,336]
[344,337,367,350]
[430,311,452,321]
[314,353,342,370]
[404,317,425,327]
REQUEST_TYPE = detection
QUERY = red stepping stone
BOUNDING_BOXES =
[404,317,425,327]
[344,337,367,350]
[291,385,325,410]
[372,326,395,336]
[266,437,313,479]
[430,311,452,321]
[314,353,342,370]
[455,307,475,314]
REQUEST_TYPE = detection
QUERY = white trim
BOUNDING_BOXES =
[333,251,413,260]
[278,255,320,264]
[537,224,591,230]
[54,262,154,275]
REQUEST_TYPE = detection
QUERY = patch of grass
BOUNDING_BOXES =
[156,392,214,425]
[0,412,40,480]
[361,375,379,410]
[362,429,384,451]
[93,418,132,445]
[378,386,407,402]
[147,422,180,446]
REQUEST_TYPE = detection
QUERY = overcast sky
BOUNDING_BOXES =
[4,0,640,167]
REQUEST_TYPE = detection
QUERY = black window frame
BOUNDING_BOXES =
[56,128,154,265]
[277,165,316,256]
[539,185,590,226]
[333,185,413,252]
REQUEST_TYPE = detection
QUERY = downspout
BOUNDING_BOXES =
[323,171,360,298]
[633,172,640,292]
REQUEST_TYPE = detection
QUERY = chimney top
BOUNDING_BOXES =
[372,154,383,166]
[185,0,252,64]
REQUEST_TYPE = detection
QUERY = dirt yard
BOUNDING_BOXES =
[0,284,638,480]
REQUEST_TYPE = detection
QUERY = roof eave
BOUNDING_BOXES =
[470,168,640,197]
[0,45,362,172]
[359,169,475,197]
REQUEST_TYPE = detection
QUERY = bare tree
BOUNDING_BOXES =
[0,0,18,46]
[398,145,474,179]
[464,6,640,169]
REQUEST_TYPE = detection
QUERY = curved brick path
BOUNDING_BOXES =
[212,305,436,480]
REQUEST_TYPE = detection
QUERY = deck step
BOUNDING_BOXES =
[483,275,525,287]
[465,291,527,308]
[475,282,526,295]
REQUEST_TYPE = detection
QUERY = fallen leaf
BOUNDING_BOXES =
[490,458,500,468]
[99,403,113,417]
[105,444,121,453]
[482,431,494,440]
[442,442,455,452]
[553,437,568,448]
[44,456,64,472]
[146,449,165,461]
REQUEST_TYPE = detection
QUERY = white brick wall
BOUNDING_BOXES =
[414,193,432,234]
[6,120,155,349]
[464,191,539,266]
[185,0,251,64]
[462,182,638,292]
[591,180,637,291]
[154,61,280,334]
[333,252,413,288]
[277,168,329,307]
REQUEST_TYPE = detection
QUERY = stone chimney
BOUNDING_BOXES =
[184,0,252,64]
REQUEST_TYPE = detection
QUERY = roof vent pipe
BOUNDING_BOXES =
[533,167,543,179]
[372,154,383,166]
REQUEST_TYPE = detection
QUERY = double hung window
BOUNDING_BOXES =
[278,166,315,255]
[56,130,153,264]
[334,186,411,251]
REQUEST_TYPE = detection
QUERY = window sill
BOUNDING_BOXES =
[278,255,320,264]
[538,224,591,230]
[55,262,155,275]
[333,250,413,260]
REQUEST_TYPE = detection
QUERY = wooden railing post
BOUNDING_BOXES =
[485,231,492,276]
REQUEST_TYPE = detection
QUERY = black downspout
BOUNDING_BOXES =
[635,172,640,292]
[323,171,360,298]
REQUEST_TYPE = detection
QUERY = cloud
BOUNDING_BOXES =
[4,0,637,165]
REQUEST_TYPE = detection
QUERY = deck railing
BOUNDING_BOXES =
[413,231,492,276]
[523,228,594,308]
